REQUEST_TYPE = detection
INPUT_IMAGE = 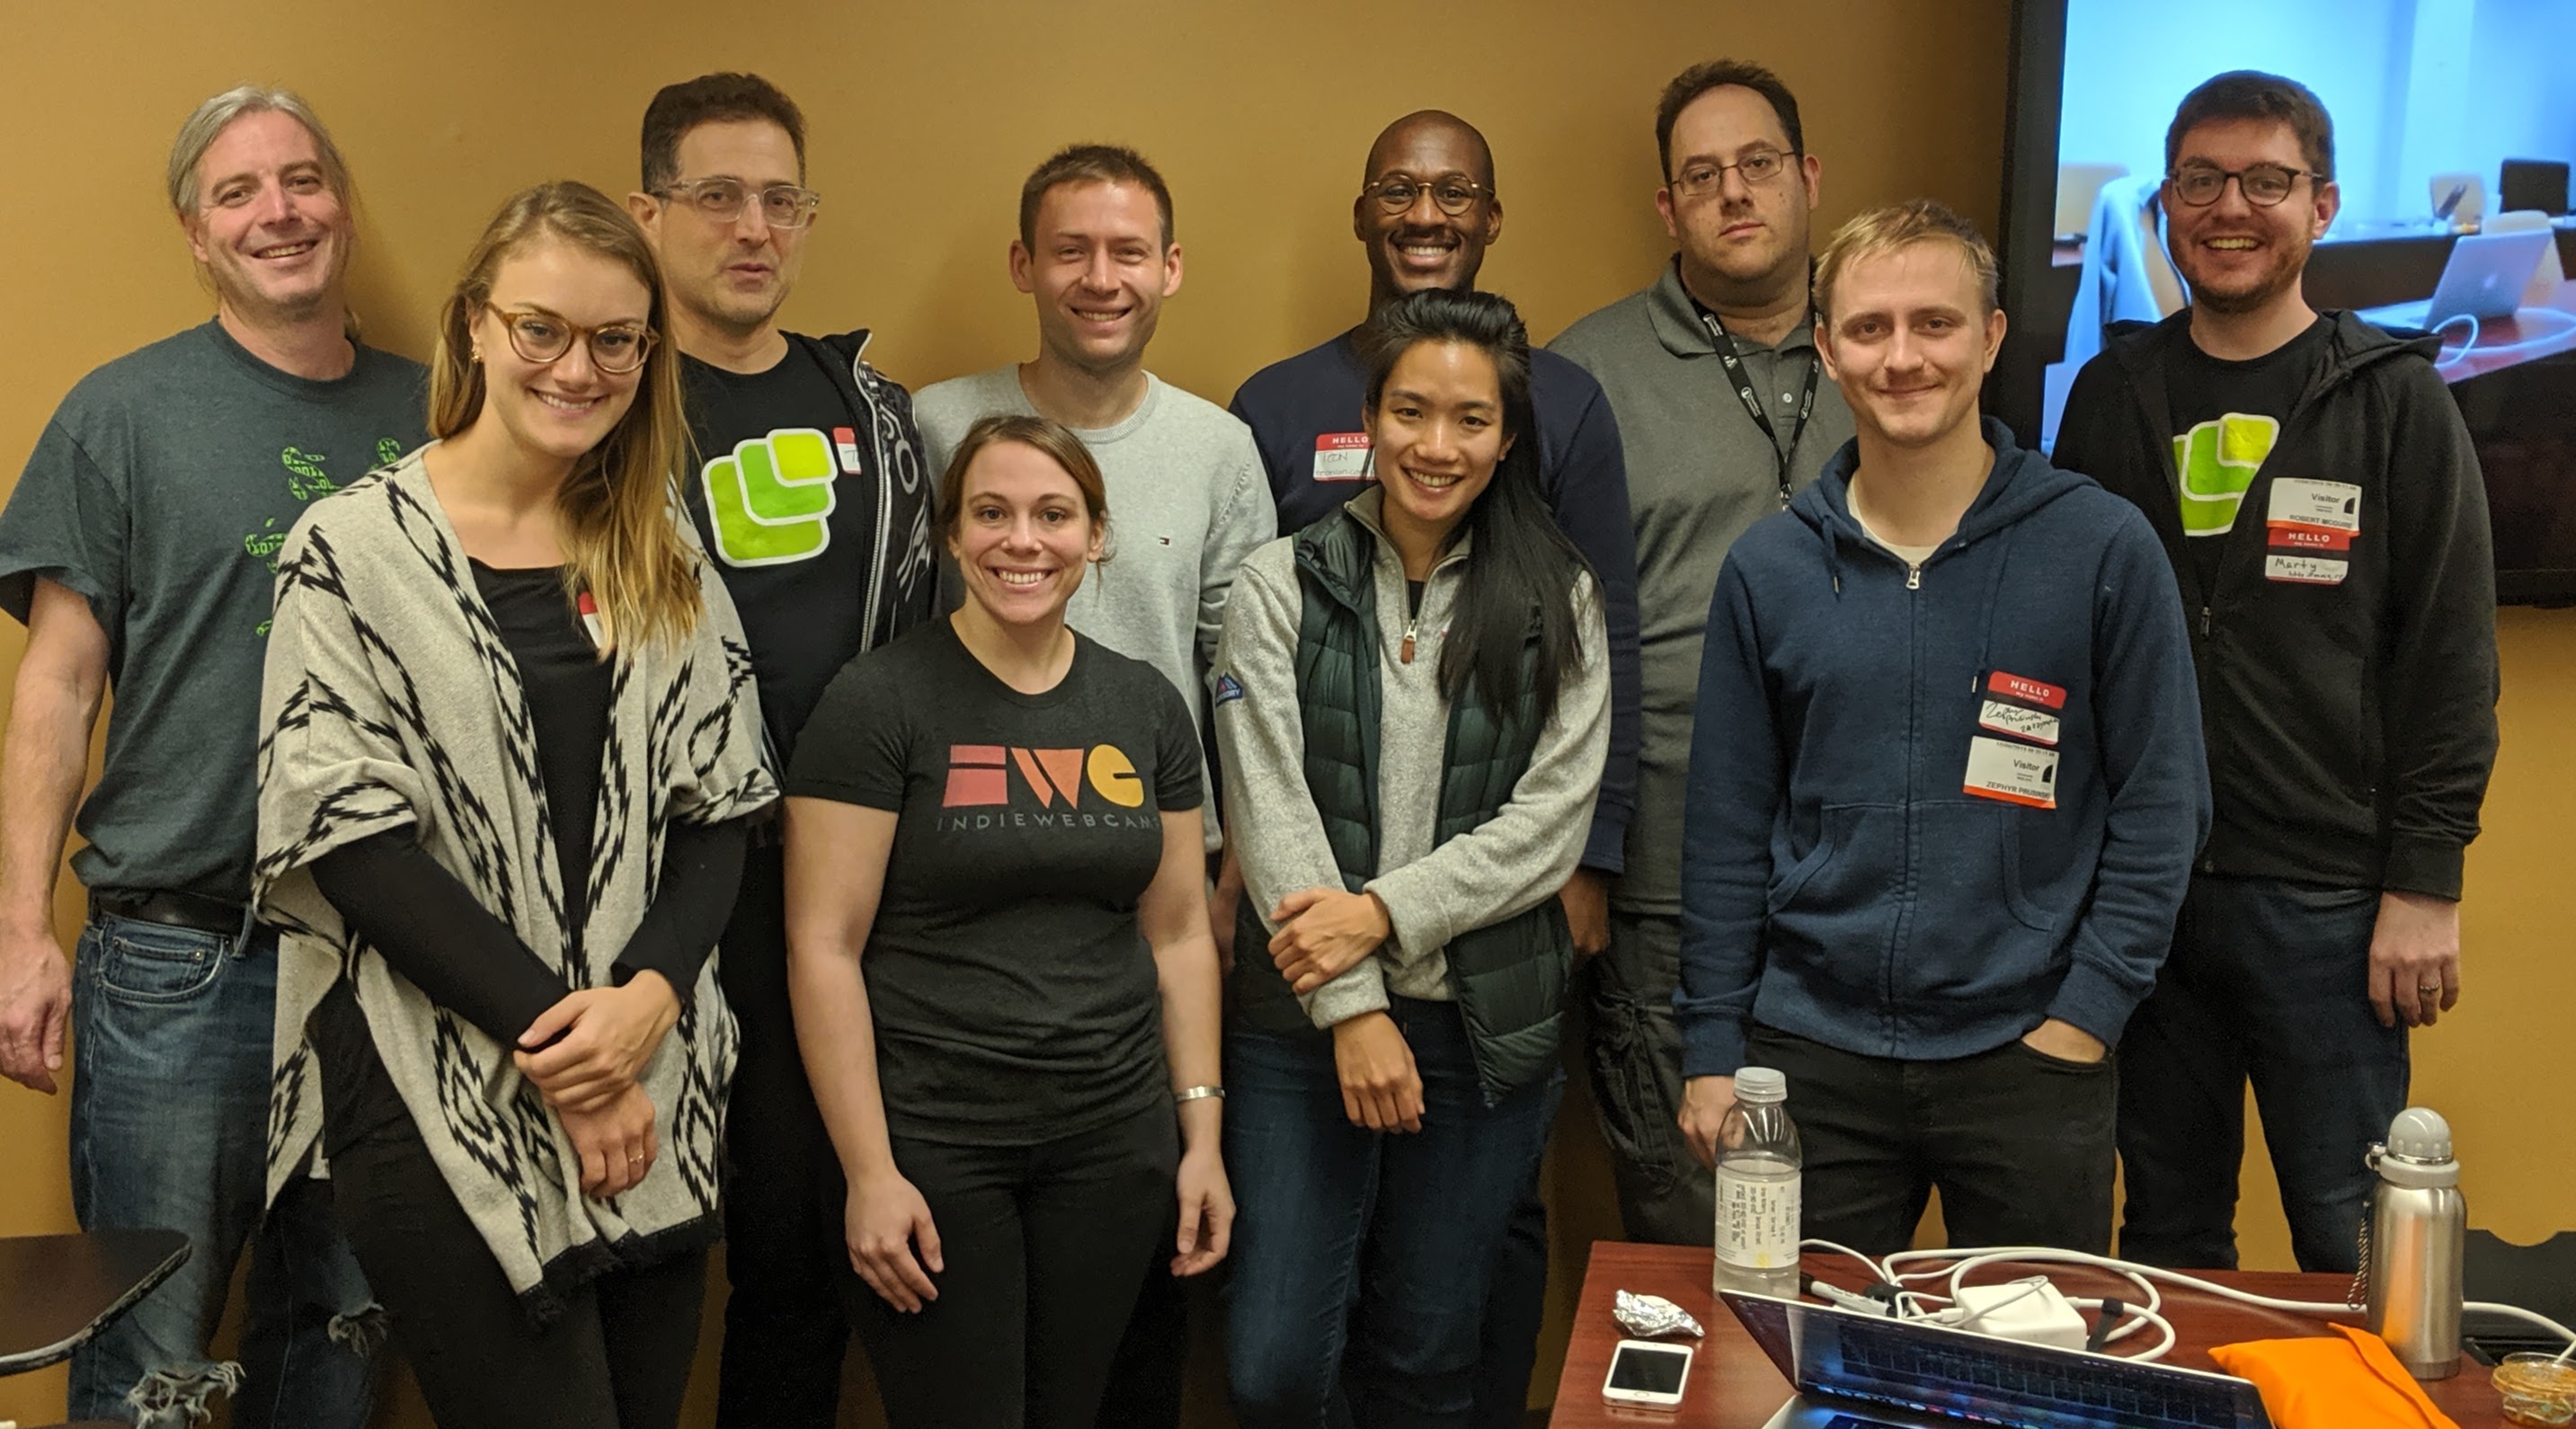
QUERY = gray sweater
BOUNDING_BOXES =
[913,367,1275,850]
[1549,262,1853,914]
[1212,489,1611,1029]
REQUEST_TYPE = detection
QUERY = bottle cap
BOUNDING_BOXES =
[2375,1106,2460,1188]
[2386,1106,2454,1163]
[1734,1067,1787,1104]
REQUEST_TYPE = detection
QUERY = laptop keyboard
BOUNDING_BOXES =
[1838,1329,2240,1427]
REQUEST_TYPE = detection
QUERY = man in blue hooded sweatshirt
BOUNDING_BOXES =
[1674,200,2209,1254]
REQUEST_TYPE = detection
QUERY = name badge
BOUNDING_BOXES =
[2265,554,2349,585]
[833,426,865,475]
[1313,432,1372,483]
[1976,670,2066,748]
[2267,477,2361,534]
[1964,735,2059,810]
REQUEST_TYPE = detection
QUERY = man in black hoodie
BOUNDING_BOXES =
[629,73,938,1426]
[2054,71,2498,1274]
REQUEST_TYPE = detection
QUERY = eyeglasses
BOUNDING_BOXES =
[2168,163,2321,208]
[484,305,657,376]
[1363,174,1489,217]
[1669,148,1796,199]
[653,176,823,229]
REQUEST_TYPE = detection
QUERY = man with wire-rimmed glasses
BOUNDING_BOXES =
[1226,107,1645,1428]
[627,70,937,1429]
[1551,58,1855,1250]
[2054,69,2497,1278]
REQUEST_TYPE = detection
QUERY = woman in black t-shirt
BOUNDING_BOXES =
[784,413,1231,1427]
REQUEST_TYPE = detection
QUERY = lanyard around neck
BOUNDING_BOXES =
[1701,311,1821,510]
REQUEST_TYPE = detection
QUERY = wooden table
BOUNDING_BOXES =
[0,1230,191,1376]
[1554,1242,2512,1426]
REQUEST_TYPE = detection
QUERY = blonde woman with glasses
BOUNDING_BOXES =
[253,181,775,1428]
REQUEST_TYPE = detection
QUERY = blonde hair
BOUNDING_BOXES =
[428,182,698,651]
[1814,199,2000,324]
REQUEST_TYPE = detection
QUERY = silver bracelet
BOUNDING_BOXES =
[1173,1084,1226,1104]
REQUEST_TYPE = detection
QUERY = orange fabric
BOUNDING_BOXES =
[2206,1324,2462,1429]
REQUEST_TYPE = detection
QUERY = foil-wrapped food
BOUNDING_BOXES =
[1613,1289,1704,1340]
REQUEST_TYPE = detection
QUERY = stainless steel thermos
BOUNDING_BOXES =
[2363,1105,2466,1380]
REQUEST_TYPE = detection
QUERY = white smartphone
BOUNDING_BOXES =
[1602,1337,1694,1407]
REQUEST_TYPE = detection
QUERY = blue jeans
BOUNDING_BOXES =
[1224,999,1560,1429]
[67,914,380,1428]
[2116,876,2410,1273]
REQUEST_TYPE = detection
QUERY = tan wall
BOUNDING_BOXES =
[4,3,2567,1425]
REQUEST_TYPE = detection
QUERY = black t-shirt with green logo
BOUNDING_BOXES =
[0,321,425,902]
[680,345,889,762]
[2166,316,2332,594]
[786,619,1201,1146]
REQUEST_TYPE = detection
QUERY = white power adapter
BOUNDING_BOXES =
[1948,1279,2090,1351]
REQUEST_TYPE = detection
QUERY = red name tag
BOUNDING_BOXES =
[1985,671,2065,710]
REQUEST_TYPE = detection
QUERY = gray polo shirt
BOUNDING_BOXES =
[1551,262,1855,915]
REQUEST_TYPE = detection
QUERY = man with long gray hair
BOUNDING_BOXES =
[0,85,422,1426]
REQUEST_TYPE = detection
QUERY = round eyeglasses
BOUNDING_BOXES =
[2168,163,2321,208]
[1363,174,1489,217]
[485,306,656,376]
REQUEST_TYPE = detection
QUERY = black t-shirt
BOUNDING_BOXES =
[680,344,886,761]
[786,619,1202,1146]
[2165,316,2332,593]
[470,560,611,926]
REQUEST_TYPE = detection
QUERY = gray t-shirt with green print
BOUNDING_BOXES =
[0,320,425,902]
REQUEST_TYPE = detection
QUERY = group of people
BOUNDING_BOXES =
[0,51,2496,1429]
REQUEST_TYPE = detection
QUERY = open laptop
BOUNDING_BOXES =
[1720,1290,2273,1429]
[2359,227,2554,332]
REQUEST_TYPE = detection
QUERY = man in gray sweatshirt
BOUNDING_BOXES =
[907,140,1270,1429]
[1550,58,1855,1246]
[912,143,1273,869]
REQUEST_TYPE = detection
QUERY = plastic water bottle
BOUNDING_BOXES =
[1712,1066,1803,1298]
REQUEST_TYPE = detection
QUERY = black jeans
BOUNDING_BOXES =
[2116,875,2406,1273]
[844,1099,1179,1428]
[1584,910,1715,1245]
[324,1070,706,1429]
[712,842,848,1428]
[1744,1025,2118,1256]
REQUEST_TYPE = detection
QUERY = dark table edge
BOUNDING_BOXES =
[0,1234,193,1377]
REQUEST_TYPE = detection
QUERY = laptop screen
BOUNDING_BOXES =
[1723,1291,2270,1429]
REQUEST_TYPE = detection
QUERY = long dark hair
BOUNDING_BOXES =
[1361,288,1589,716]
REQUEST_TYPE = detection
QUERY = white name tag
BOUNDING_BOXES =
[1978,699,2062,747]
[2265,554,2350,585]
[1313,432,1372,483]
[1964,735,2059,810]
[2267,477,2361,534]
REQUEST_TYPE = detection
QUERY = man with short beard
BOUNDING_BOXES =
[2054,70,2498,1274]
[0,87,420,1427]
[1550,58,1854,1247]
[627,71,938,1429]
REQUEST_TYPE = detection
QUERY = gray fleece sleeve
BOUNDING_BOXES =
[1197,430,1279,679]
[1212,542,1390,1027]
[1365,578,1611,965]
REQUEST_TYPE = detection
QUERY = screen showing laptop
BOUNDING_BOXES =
[1723,1291,2271,1429]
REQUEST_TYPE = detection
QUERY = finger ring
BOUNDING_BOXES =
[2418,983,2443,995]
[627,1153,646,1165]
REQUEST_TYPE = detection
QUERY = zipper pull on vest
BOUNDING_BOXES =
[1400,617,1418,664]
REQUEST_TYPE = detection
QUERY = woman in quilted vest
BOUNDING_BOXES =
[1212,288,1612,1426]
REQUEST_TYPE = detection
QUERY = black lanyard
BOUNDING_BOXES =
[1701,312,1821,510]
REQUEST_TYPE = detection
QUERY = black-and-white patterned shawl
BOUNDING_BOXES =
[253,449,775,1317]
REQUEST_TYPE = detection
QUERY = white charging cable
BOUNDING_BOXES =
[1801,1241,2576,1365]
